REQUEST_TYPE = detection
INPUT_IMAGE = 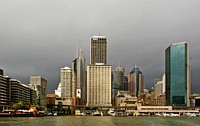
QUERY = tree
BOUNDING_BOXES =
[18,101,25,109]
[11,103,20,110]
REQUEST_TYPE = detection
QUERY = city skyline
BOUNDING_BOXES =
[0,1,200,93]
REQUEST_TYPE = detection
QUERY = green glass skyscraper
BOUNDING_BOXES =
[165,42,190,107]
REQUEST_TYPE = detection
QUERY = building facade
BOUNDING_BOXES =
[128,65,144,100]
[154,74,165,99]
[60,67,72,105]
[90,36,107,65]
[112,66,125,99]
[10,79,36,105]
[0,70,10,109]
[87,64,112,106]
[165,42,190,107]
[29,76,47,107]
[115,91,141,107]
[72,49,86,105]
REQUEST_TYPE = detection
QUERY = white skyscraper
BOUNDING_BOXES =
[60,67,72,105]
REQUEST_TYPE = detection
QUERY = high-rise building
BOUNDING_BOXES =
[165,42,190,107]
[72,49,86,105]
[90,36,107,65]
[29,76,47,107]
[128,65,144,100]
[60,67,72,105]
[87,64,112,106]
[112,66,125,99]
[154,74,165,99]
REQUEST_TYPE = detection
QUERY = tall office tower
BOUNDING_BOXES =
[128,65,144,100]
[90,36,107,65]
[87,64,112,106]
[154,74,165,99]
[29,76,47,107]
[60,67,72,105]
[72,49,86,105]
[112,66,125,99]
[165,42,190,107]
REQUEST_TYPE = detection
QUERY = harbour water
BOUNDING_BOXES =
[0,116,199,126]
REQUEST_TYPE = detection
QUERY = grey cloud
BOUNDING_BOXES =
[0,0,200,93]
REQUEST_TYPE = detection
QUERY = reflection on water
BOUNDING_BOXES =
[0,116,200,126]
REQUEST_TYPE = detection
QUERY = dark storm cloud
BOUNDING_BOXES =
[0,0,200,93]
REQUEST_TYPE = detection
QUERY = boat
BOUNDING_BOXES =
[92,111,103,116]
[186,113,197,117]
[0,110,15,117]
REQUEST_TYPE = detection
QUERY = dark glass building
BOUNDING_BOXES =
[128,65,144,100]
[165,42,190,107]
[112,66,125,99]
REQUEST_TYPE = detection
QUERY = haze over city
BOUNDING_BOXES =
[0,0,200,93]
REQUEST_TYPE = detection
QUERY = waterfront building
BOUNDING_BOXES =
[112,66,125,99]
[90,36,107,65]
[128,65,144,100]
[86,64,112,106]
[165,42,190,107]
[72,49,86,105]
[190,94,200,107]
[47,94,56,113]
[0,70,10,109]
[115,91,141,107]
[10,79,36,105]
[29,76,47,107]
[60,67,72,105]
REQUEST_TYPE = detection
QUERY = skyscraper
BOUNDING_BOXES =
[165,42,190,107]
[87,35,111,106]
[90,36,107,65]
[72,49,86,105]
[112,66,125,99]
[128,65,144,100]
[60,67,72,105]
[87,64,112,106]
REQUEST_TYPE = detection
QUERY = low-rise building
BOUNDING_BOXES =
[0,71,10,109]
[115,91,141,107]
[10,79,36,104]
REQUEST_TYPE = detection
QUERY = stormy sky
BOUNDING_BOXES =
[0,0,200,94]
